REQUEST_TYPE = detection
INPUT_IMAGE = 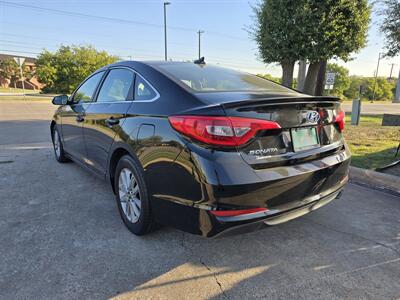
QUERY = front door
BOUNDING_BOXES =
[83,68,135,175]
[61,71,105,161]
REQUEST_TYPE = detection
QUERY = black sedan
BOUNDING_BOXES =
[50,60,350,237]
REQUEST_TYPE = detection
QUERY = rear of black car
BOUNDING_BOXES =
[153,62,350,237]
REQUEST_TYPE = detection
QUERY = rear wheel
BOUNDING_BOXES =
[115,155,154,235]
[52,126,68,163]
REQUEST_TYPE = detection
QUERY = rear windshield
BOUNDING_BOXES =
[157,63,293,93]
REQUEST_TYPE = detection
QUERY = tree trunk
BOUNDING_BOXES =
[296,60,307,92]
[303,61,321,95]
[314,60,327,96]
[281,59,295,88]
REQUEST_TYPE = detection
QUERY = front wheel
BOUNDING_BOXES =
[115,155,154,235]
[52,126,69,163]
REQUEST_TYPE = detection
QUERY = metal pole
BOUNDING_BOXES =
[389,63,394,80]
[19,65,25,99]
[395,68,400,103]
[371,52,383,102]
[163,2,170,61]
[197,30,204,60]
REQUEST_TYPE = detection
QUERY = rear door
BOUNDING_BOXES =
[61,71,105,162]
[83,67,135,175]
[222,97,345,169]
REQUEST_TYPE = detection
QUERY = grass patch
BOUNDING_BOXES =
[0,87,40,93]
[344,114,400,169]
[0,95,53,101]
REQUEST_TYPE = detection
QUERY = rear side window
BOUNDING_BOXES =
[157,63,295,93]
[134,76,157,101]
[73,71,104,103]
[97,69,135,102]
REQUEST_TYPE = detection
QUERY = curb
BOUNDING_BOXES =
[349,166,400,196]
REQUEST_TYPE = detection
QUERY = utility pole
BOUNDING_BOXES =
[163,2,171,61]
[371,52,384,103]
[389,63,395,80]
[395,68,400,103]
[197,30,204,60]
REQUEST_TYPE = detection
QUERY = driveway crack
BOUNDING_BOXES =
[181,232,229,299]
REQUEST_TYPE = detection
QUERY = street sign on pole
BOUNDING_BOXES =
[13,57,26,98]
[325,72,335,95]
[325,72,335,86]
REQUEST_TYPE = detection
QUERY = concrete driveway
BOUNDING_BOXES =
[1,100,400,299]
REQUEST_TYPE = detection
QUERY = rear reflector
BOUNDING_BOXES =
[210,207,268,217]
[168,115,280,146]
[335,110,345,132]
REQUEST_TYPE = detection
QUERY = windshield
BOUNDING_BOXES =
[156,63,293,93]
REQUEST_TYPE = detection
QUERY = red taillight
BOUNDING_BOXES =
[210,207,268,217]
[335,110,345,132]
[168,115,280,146]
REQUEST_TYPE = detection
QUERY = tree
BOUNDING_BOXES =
[325,63,350,97]
[251,0,371,94]
[344,76,364,99]
[256,74,281,84]
[302,0,371,95]
[343,76,395,101]
[35,45,118,93]
[380,0,400,57]
[251,0,309,87]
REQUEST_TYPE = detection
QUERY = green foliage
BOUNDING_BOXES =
[251,0,308,64]
[251,0,371,90]
[380,0,400,57]
[343,76,396,101]
[0,59,34,88]
[256,74,281,84]
[304,0,371,62]
[35,45,119,93]
[325,63,350,97]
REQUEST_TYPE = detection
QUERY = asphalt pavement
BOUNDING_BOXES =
[1,100,400,299]
[342,102,400,115]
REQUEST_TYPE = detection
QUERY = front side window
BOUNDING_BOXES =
[97,69,135,102]
[73,71,104,103]
[134,76,157,101]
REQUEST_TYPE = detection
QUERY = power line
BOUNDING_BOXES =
[0,1,248,41]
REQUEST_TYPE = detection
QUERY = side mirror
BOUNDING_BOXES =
[52,94,69,105]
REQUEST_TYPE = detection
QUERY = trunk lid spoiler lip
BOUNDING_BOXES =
[220,96,341,109]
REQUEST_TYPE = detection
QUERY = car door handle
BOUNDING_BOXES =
[76,115,85,123]
[105,117,120,127]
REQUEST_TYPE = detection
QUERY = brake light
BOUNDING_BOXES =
[210,207,268,217]
[335,110,345,132]
[168,115,280,146]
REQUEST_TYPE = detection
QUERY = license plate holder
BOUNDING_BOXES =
[291,127,319,152]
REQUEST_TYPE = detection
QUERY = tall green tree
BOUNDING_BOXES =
[251,0,371,94]
[35,45,118,93]
[251,0,309,87]
[302,0,371,95]
[380,0,400,57]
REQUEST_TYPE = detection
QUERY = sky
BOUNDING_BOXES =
[0,0,399,78]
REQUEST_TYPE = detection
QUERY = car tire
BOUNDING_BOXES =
[115,154,155,235]
[52,125,69,163]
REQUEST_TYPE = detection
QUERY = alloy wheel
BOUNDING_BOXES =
[118,168,141,223]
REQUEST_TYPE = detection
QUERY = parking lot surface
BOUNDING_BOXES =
[1,100,400,299]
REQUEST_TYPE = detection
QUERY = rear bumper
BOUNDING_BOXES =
[150,145,351,237]
[212,184,344,238]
